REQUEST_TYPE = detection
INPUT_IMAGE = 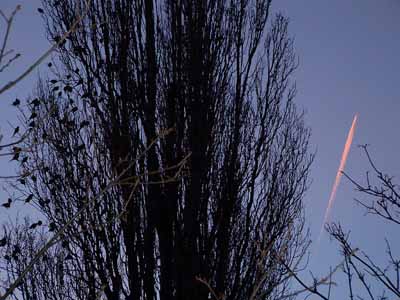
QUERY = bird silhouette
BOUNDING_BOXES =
[29,112,37,120]
[48,222,57,232]
[29,223,38,229]
[12,245,21,260]
[11,153,19,161]
[12,126,19,137]
[12,98,20,106]
[25,194,33,203]
[29,220,42,229]
[0,237,7,247]
[2,198,11,208]
[30,98,40,107]
[61,240,69,248]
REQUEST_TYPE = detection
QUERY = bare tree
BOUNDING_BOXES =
[327,145,400,300]
[1,1,314,300]
[288,145,400,300]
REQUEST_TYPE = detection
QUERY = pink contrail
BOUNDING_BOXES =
[318,114,358,243]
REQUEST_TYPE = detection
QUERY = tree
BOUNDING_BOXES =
[285,145,400,300]
[1,1,314,300]
[327,145,400,300]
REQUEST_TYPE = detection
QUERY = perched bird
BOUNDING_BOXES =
[29,221,42,229]
[37,8,44,13]
[61,240,69,248]
[64,85,73,93]
[0,237,7,247]
[12,245,21,260]
[12,126,19,137]
[29,112,37,120]
[2,198,12,208]
[11,152,19,161]
[79,120,90,129]
[25,194,33,203]
[48,222,57,232]
[12,98,20,106]
[30,98,40,107]
[12,146,21,153]
[29,223,38,229]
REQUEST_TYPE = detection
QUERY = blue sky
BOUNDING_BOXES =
[1,0,400,299]
[279,1,400,297]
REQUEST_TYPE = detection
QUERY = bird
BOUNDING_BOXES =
[11,152,19,161]
[37,8,44,14]
[12,98,20,106]
[48,222,57,232]
[12,245,21,260]
[29,221,42,229]
[64,85,73,93]
[30,98,40,107]
[29,112,37,120]
[12,146,21,153]
[25,194,33,203]
[0,237,7,247]
[2,198,12,208]
[61,240,69,248]
[79,120,90,129]
[29,223,38,229]
[12,126,19,137]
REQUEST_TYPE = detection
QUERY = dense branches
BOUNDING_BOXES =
[2,1,313,300]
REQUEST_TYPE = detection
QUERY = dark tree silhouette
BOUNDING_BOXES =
[327,145,400,300]
[2,1,314,300]
[287,145,400,300]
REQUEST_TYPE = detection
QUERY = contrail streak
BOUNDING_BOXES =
[318,114,358,243]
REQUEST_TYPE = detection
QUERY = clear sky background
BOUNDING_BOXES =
[1,1,400,299]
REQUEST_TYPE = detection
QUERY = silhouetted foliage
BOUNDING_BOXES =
[3,1,314,300]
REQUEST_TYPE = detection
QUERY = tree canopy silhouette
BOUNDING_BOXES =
[2,1,314,300]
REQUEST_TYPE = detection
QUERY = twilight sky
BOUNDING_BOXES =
[0,0,399,298]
